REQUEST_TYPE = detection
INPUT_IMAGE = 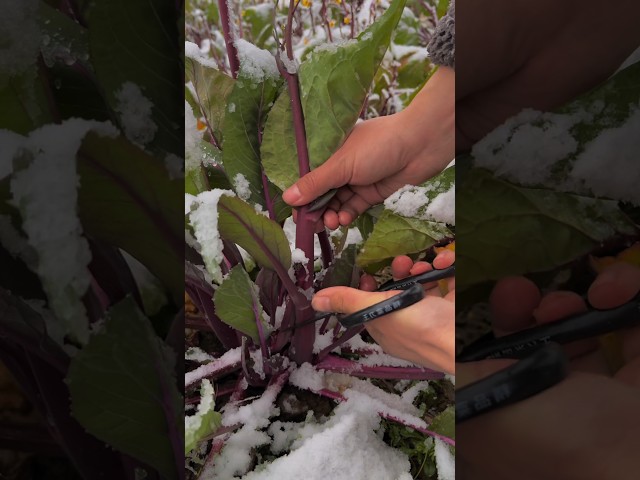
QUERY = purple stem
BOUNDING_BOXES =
[318,325,365,360]
[253,302,270,375]
[316,355,445,380]
[313,388,455,446]
[189,286,240,349]
[280,1,317,364]
[218,202,307,309]
[217,0,240,78]
[317,230,333,268]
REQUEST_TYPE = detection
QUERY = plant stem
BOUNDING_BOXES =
[218,0,240,78]
[313,388,455,446]
[281,0,316,365]
[317,230,333,268]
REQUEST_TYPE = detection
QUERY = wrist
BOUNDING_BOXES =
[396,67,455,182]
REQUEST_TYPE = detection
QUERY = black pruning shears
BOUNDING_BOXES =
[456,293,640,423]
[283,264,456,331]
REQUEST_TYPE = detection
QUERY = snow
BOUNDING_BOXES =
[241,391,412,480]
[472,108,587,187]
[164,153,184,179]
[185,41,219,69]
[291,247,308,264]
[568,105,640,204]
[358,353,420,368]
[185,347,241,388]
[400,381,430,405]
[185,100,202,172]
[233,173,251,201]
[7,119,118,345]
[289,362,326,393]
[0,0,40,77]
[472,100,640,206]
[425,187,455,225]
[205,374,286,478]
[185,379,217,441]
[186,347,216,363]
[384,184,455,225]
[235,39,280,82]
[228,102,236,113]
[434,439,455,480]
[249,348,266,380]
[187,189,236,284]
[114,82,157,147]
[278,51,299,74]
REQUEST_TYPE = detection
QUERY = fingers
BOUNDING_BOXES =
[433,249,455,269]
[282,157,348,207]
[391,256,415,279]
[489,276,540,336]
[532,291,587,324]
[312,287,397,314]
[588,262,640,309]
[359,274,377,292]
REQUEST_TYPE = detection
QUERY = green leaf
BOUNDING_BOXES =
[243,5,275,49]
[88,0,182,154]
[354,213,375,242]
[429,405,455,441]
[185,58,234,145]
[185,380,221,454]
[261,91,298,191]
[301,0,406,168]
[214,265,262,341]
[78,133,183,304]
[357,210,451,269]
[222,71,281,206]
[322,244,359,288]
[68,297,182,480]
[0,71,51,133]
[262,0,407,190]
[218,195,292,272]
[456,168,638,290]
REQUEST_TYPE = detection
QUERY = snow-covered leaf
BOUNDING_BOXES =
[222,46,281,207]
[456,168,638,290]
[185,379,221,454]
[88,0,181,153]
[67,297,182,480]
[214,265,262,341]
[185,54,234,145]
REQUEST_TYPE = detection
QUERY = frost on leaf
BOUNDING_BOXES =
[187,189,236,284]
[7,119,118,344]
[114,82,157,148]
[185,379,222,454]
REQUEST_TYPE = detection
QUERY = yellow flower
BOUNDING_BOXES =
[343,15,351,25]
[303,37,309,45]
[302,0,312,7]
[196,118,207,131]
[335,0,342,4]
[329,19,336,27]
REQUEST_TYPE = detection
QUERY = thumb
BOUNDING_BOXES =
[312,287,398,314]
[282,157,348,206]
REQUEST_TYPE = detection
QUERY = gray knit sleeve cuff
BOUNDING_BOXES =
[427,0,455,68]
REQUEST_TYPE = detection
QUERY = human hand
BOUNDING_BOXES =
[456,262,640,479]
[311,248,455,373]
[283,67,454,230]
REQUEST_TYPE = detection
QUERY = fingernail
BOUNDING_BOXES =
[283,185,302,205]
[312,296,331,311]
